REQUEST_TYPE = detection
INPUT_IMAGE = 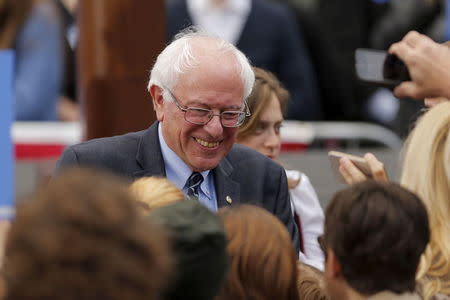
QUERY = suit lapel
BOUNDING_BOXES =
[214,156,240,207]
[133,122,166,178]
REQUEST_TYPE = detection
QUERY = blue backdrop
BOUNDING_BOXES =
[0,50,14,219]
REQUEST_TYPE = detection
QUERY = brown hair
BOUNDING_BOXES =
[297,262,329,300]
[324,180,430,295]
[0,0,34,48]
[216,204,299,300]
[4,167,172,300]
[130,176,184,213]
[237,67,289,141]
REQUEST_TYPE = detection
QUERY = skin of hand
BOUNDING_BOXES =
[338,153,389,184]
[388,31,450,100]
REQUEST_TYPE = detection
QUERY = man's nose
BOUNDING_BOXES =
[203,115,224,137]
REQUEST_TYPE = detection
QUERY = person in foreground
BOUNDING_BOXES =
[323,181,430,300]
[3,167,171,300]
[216,204,299,300]
[236,67,324,270]
[56,29,299,248]
[148,200,228,300]
[339,102,450,300]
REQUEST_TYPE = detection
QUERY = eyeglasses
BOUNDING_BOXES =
[163,86,251,128]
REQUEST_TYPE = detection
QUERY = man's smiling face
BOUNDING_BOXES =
[155,51,245,172]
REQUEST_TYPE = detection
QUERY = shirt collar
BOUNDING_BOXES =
[187,0,251,15]
[158,123,210,191]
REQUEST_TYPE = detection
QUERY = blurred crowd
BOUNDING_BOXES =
[1,0,449,135]
[1,1,450,300]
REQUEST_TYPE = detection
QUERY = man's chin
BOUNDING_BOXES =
[189,157,222,172]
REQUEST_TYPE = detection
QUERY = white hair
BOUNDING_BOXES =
[148,27,255,102]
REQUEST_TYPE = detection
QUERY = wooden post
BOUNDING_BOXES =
[78,0,165,140]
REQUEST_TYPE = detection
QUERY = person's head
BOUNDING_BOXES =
[323,181,430,299]
[148,28,254,172]
[297,262,329,300]
[216,204,299,300]
[0,0,34,49]
[236,67,289,160]
[4,167,172,300]
[400,101,450,298]
[423,41,450,107]
[129,176,184,213]
[148,200,228,300]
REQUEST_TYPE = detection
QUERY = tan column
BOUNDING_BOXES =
[78,0,165,140]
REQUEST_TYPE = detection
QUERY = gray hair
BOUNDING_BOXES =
[148,28,255,102]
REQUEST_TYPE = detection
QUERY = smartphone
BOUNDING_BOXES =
[328,151,372,183]
[355,48,410,87]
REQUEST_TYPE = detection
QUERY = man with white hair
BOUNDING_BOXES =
[56,29,299,249]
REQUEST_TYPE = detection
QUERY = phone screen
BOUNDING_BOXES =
[355,48,410,87]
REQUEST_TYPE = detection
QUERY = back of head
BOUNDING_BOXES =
[148,27,254,100]
[237,67,289,141]
[129,176,184,212]
[297,263,329,300]
[401,102,450,298]
[4,167,171,300]
[0,0,34,49]
[217,204,299,300]
[148,200,228,300]
[324,180,430,295]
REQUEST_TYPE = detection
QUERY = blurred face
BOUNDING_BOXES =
[424,96,449,107]
[239,94,283,160]
[154,55,245,172]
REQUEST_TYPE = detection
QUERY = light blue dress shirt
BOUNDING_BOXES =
[158,124,218,211]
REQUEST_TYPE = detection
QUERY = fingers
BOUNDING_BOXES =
[339,157,367,184]
[393,81,420,99]
[364,153,389,182]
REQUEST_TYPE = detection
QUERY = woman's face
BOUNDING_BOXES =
[239,94,283,160]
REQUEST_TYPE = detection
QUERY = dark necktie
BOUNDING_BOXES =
[185,172,204,199]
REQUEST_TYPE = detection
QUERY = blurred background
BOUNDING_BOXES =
[2,0,448,208]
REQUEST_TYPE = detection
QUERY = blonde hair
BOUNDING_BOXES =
[129,177,184,212]
[297,262,329,300]
[400,102,450,299]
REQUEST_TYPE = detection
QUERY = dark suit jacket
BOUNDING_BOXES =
[167,0,322,120]
[56,122,299,250]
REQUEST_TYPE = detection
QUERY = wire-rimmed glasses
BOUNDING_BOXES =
[163,86,251,128]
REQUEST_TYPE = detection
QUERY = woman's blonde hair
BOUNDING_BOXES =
[129,177,184,212]
[237,67,289,142]
[400,102,450,299]
[216,204,299,300]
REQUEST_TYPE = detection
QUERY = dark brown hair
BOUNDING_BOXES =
[323,180,430,295]
[0,0,34,48]
[216,204,299,300]
[4,167,172,300]
[237,67,289,141]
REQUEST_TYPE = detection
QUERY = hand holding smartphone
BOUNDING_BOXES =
[355,48,411,88]
[328,151,372,183]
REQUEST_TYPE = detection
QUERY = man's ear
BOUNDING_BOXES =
[326,249,342,279]
[149,84,165,121]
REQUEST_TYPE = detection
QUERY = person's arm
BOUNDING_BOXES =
[339,153,389,184]
[14,2,63,120]
[388,31,450,100]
